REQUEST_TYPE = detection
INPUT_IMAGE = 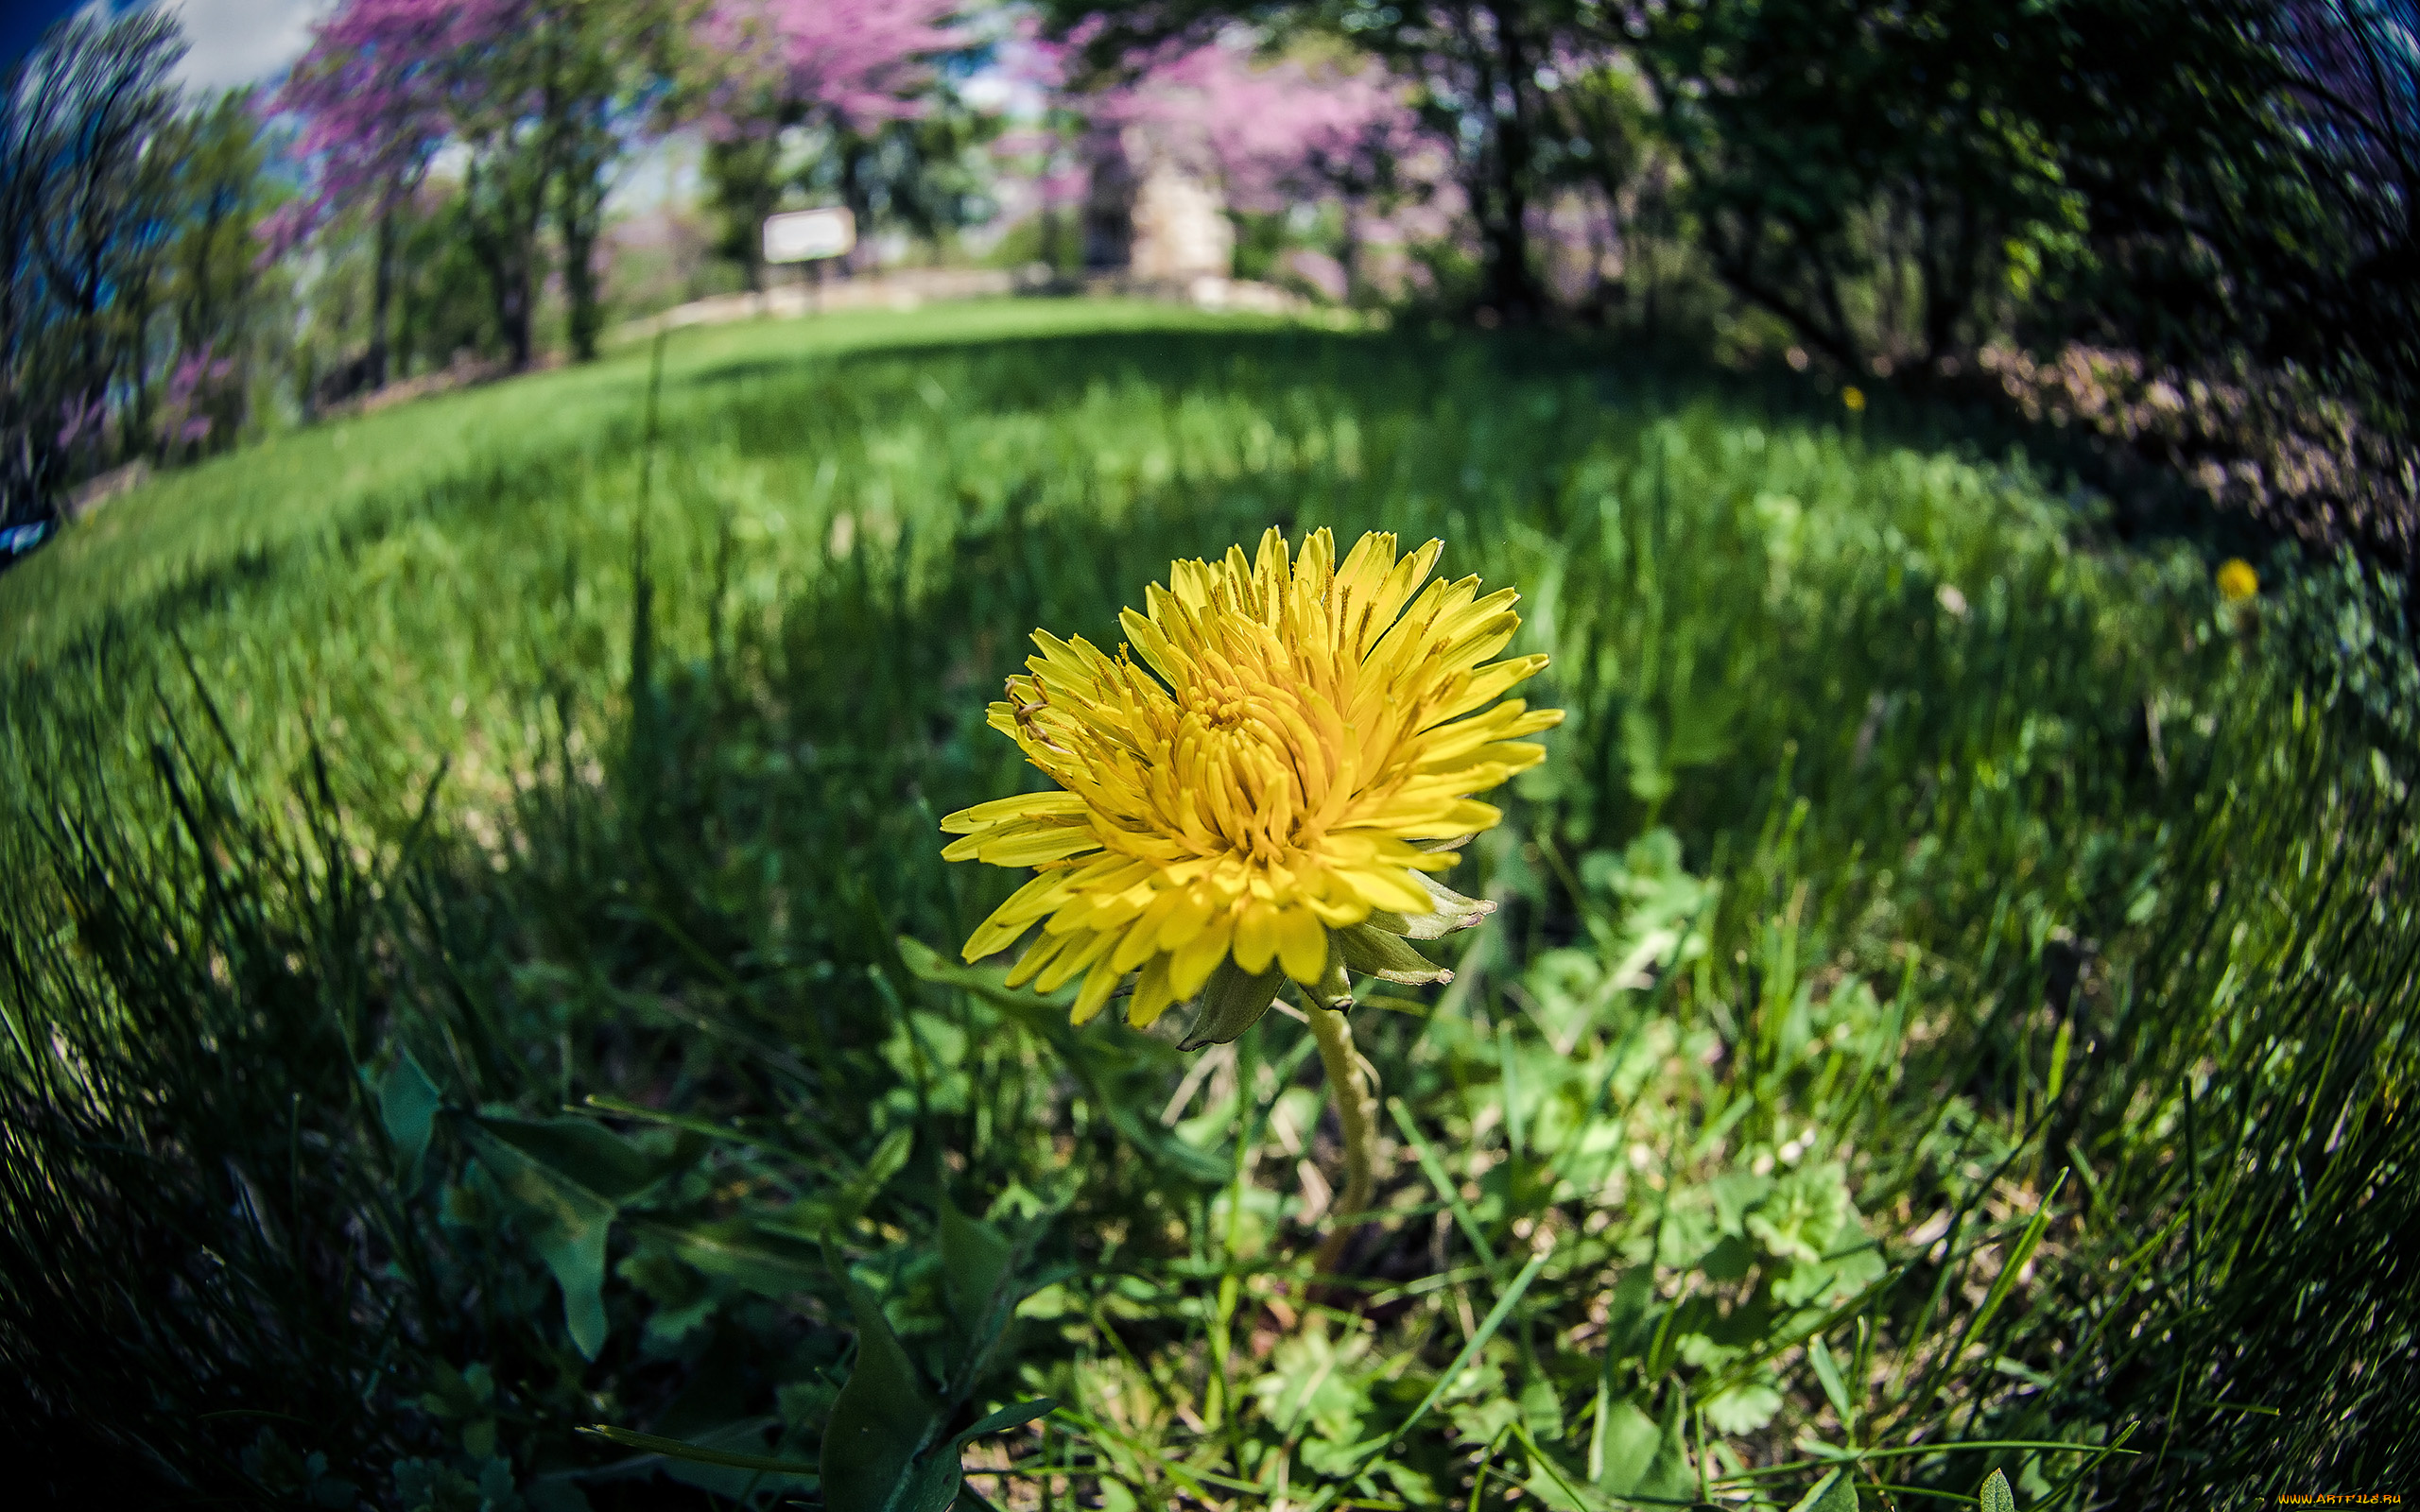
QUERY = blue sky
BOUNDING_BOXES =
[1,0,1031,215]
[0,0,719,213]
[6,1,325,88]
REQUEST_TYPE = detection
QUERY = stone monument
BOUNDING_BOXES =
[1082,127,1233,283]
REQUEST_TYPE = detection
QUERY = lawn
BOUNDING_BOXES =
[3,299,2411,1510]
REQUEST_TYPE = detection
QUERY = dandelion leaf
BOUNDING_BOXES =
[634,1216,828,1300]
[474,1112,693,1204]
[821,1278,953,1512]
[821,1264,1052,1512]
[940,1199,1017,1366]
[461,1120,621,1359]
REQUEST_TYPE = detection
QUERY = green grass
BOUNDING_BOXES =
[2,301,2411,1511]
[0,299,1278,666]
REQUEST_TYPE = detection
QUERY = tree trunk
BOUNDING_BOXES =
[1472,3,1546,321]
[563,218,599,361]
[838,140,870,279]
[1919,188,1980,370]
[1707,208,1860,371]
[370,201,395,390]
[466,155,541,372]
[499,257,532,371]
[558,156,605,363]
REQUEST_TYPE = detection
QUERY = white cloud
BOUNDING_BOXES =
[166,0,327,92]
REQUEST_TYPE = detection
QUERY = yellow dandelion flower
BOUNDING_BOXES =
[941,526,1561,1048]
[2217,558,2259,603]
[1841,386,1867,412]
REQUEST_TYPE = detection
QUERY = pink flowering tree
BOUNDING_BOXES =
[1037,29,1439,296]
[693,0,967,287]
[1178,44,1432,297]
[990,122,1091,271]
[270,0,682,374]
[267,0,490,388]
[1043,2,1573,319]
[977,22,1091,271]
[701,0,963,127]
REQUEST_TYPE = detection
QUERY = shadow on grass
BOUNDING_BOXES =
[8,314,2259,687]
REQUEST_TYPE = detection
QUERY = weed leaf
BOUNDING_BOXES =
[632,1216,829,1299]
[1807,1337,1855,1429]
[1790,1468,1862,1512]
[578,1424,818,1480]
[1980,1468,2017,1512]
[378,1050,441,1175]
[832,1126,917,1229]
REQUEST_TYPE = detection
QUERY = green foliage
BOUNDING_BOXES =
[1627,0,2101,369]
[1,7,186,501]
[2265,541,2420,765]
[1,304,2411,1508]
[154,86,291,451]
[812,107,1008,269]
[703,130,791,292]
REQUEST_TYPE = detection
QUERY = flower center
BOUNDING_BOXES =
[1187,679,1254,730]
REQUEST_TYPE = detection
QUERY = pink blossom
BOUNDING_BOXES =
[56,394,105,452]
[262,0,505,256]
[157,352,239,454]
[1280,248,1348,301]
[1058,35,1438,216]
[698,0,965,135]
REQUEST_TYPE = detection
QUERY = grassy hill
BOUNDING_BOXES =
[3,299,2410,1509]
[0,299,1267,665]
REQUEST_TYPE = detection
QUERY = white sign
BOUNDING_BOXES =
[763,207,856,265]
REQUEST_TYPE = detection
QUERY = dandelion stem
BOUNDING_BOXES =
[1307,1002,1378,1277]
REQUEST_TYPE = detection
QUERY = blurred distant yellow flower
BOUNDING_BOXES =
[2217,558,2259,603]
[942,526,1559,1040]
[1842,386,1867,412]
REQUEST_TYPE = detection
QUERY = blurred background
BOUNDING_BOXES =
[2,4,2416,1512]
[1,0,2413,556]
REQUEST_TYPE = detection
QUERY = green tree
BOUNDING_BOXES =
[153,90,289,455]
[449,0,685,369]
[538,0,689,362]
[1602,0,2108,373]
[703,128,795,293]
[392,184,499,374]
[3,7,185,497]
[809,102,1003,269]
[456,103,552,370]
[1588,0,2418,417]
